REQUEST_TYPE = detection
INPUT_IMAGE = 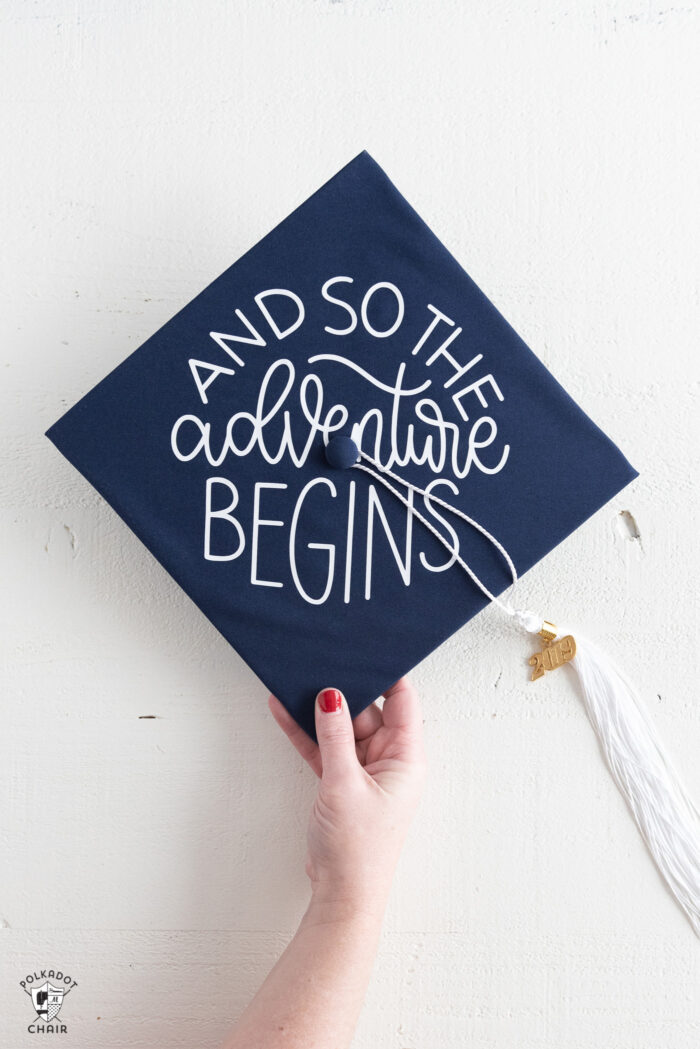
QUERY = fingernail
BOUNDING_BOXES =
[318,688,343,713]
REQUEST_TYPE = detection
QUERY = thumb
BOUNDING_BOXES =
[315,688,358,785]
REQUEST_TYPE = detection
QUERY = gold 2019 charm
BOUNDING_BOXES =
[529,634,576,681]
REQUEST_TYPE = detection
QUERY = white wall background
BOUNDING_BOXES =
[2,2,699,1045]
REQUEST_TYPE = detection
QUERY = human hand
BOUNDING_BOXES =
[268,679,427,922]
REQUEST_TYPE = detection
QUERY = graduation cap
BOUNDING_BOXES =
[46,151,699,932]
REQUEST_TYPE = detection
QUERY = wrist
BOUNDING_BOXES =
[303,882,391,930]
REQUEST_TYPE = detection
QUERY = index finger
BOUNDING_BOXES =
[381,676,424,736]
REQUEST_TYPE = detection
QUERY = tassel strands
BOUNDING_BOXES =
[530,621,700,935]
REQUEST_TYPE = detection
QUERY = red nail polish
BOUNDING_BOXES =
[318,688,343,712]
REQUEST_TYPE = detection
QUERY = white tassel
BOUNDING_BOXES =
[561,628,700,935]
[334,453,700,933]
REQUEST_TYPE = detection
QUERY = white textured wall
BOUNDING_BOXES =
[2,2,699,1046]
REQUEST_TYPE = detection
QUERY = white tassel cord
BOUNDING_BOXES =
[560,628,700,935]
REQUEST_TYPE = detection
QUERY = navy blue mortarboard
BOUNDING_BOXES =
[46,151,637,740]
[47,153,700,933]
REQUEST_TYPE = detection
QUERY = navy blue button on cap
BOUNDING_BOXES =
[45,151,638,741]
[325,436,360,470]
